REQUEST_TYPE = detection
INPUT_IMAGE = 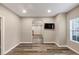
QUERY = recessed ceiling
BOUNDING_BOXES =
[3,3,79,17]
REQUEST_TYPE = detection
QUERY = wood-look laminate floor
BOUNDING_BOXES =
[6,43,78,55]
[0,48,1,55]
[0,44,1,55]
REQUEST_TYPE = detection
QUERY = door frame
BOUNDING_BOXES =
[0,16,5,55]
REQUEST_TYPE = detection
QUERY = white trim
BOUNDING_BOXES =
[4,42,79,55]
[4,42,20,55]
[43,42,56,43]
[55,42,67,47]
[68,46,79,54]
[20,42,68,47]
[20,42,32,44]
[70,39,79,44]
[59,45,67,47]
[1,16,5,55]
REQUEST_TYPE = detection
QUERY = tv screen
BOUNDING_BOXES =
[44,23,55,29]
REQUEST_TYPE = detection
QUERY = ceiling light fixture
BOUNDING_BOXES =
[22,9,27,13]
[48,10,51,13]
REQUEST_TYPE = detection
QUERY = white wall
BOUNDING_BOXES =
[55,14,67,46]
[67,6,79,53]
[0,5,20,54]
[21,18,32,43]
[42,18,56,43]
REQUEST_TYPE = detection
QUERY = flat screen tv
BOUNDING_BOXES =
[44,23,55,29]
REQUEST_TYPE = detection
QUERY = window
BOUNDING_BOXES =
[70,17,79,43]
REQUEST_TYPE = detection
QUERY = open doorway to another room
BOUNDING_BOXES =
[32,19,43,44]
[32,19,44,52]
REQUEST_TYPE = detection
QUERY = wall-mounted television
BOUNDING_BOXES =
[44,23,55,29]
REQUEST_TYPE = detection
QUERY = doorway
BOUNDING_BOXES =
[32,19,43,44]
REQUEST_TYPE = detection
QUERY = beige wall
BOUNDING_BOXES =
[55,14,67,46]
[67,6,79,53]
[0,5,20,54]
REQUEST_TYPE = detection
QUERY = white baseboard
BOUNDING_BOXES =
[3,41,79,55]
[20,42,55,43]
[20,42,32,44]
[4,42,20,55]
[55,42,67,47]
[20,42,67,47]
[67,46,79,54]
[43,42,56,44]
[4,42,79,55]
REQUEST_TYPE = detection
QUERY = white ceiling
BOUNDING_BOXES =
[3,3,79,17]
